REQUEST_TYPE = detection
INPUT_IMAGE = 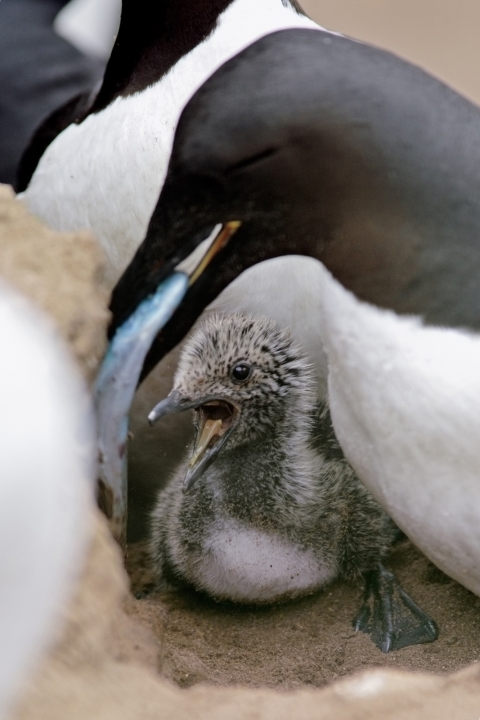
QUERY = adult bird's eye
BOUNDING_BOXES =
[225,147,278,175]
[231,363,252,383]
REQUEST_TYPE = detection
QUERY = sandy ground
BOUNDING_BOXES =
[15,508,480,720]
[126,538,480,690]
[0,184,109,381]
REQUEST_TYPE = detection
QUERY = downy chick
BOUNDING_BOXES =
[149,313,437,652]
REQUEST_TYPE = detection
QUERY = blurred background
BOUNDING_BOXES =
[306,0,480,104]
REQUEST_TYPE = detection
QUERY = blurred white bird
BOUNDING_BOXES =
[0,282,94,718]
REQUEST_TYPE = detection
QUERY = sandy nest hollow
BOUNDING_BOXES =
[126,538,480,690]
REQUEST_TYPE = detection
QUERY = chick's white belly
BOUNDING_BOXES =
[188,518,336,603]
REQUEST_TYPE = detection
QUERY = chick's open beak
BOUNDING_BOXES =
[149,394,239,491]
[189,418,223,468]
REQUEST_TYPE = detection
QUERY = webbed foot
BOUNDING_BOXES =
[353,563,438,652]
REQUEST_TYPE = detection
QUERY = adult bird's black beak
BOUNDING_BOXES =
[110,216,242,338]
[149,390,240,491]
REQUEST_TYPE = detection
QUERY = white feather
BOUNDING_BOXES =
[317,262,480,596]
[0,282,93,717]
[195,518,336,603]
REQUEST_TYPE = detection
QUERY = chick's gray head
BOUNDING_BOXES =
[176,312,314,444]
[149,313,315,490]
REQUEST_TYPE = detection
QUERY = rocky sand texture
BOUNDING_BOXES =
[14,511,480,720]
[2,183,480,720]
[0,184,109,382]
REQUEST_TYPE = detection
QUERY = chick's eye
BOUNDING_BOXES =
[231,363,252,383]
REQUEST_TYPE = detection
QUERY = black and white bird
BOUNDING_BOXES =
[18,5,318,259]
[108,29,480,597]
[148,313,437,653]
[18,0,336,405]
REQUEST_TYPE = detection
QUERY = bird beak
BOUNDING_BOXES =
[149,391,239,491]
[147,389,193,420]
[184,221,241,286]
[109,219,242,339]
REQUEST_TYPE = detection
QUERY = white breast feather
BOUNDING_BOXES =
[192,518,336,602]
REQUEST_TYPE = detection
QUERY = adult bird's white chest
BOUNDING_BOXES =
[21,0,322,289]
[191,517,336,603]
[317,264,480,595]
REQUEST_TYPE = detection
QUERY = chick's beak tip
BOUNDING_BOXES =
[148,389,182,425]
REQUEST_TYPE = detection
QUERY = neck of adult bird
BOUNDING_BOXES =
[91,0,304,112]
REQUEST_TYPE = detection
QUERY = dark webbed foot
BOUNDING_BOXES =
[353,563,438,652]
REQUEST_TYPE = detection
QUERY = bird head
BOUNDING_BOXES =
[148,313,314,490]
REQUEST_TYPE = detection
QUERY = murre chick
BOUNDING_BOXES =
[148,313,437,653]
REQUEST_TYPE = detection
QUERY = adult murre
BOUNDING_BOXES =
[19,0,336,540]
[19,0,323,287]
[106,29,480,595]
[20,0,335,406]
[148,313,437,653]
